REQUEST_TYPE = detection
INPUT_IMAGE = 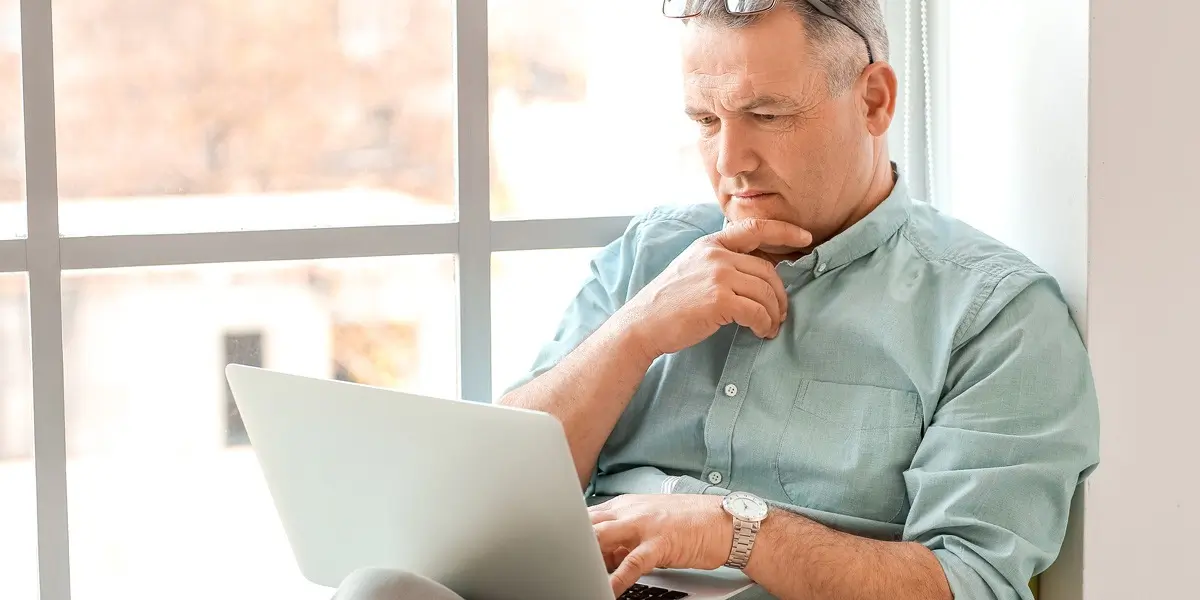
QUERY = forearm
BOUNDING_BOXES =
[497,310,656,487]
[744,510,951,600]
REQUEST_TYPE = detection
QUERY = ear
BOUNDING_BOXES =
[859,61,898,137]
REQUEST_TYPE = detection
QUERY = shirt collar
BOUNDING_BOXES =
[802,164,911,277]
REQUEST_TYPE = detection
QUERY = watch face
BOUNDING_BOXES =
[725,492,769,521]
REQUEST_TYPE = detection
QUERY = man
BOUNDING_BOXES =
[336,1,1099,599]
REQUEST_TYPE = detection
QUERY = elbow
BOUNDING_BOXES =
[929,543,1033,600]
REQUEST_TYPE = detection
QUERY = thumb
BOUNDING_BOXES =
[716,218,813,254]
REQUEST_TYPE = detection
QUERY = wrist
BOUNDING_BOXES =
[708,497,737,569]
[720,492,770,570]
[603,306,662,365]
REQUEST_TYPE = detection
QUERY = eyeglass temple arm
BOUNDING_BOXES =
[806,0,875,63]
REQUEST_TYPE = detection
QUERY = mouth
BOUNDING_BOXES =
[729,191,775,200]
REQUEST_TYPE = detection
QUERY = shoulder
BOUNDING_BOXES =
[578,203,723,303]
[899,201,1074,344]
[902,201,1044,279]
[626,203,724,243]
[595,203,723,271]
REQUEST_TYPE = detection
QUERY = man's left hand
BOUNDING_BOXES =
[589,494,733,597]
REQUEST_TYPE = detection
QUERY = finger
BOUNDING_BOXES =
[594,519,642,553]
[726,270,782,336]
[604,546,630,573]
[723,294,775,339]
[611,545,659,598]
[728,251,789,320]
[714,218,813,255]
[590,510,619,525]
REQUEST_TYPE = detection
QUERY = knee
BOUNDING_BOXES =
[333,568,461,600]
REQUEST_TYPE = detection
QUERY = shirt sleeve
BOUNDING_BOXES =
[902,271,1101,600]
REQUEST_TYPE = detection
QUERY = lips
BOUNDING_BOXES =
[730,191,774,199]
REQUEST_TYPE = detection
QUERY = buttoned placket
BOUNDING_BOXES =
[699,255,825,490]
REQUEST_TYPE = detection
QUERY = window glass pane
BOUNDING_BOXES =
[62,256,457,599]
[52,1,455,236]
[0,274,35,599]
[492,248,599,396]
[0,1,24,239]
[489,1,712,220]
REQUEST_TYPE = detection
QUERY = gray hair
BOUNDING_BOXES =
[688,0,889,94]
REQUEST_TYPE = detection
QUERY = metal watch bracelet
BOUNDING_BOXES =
[724,518,760,570]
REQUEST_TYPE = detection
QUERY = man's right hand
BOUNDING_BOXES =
[617,218,813,359]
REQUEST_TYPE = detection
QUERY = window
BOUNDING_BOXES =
[488,0,712,220]
[0,274,35,600]
[0,0,22,239]
[61,258,456,599]
[224,331,264,446]
[4,2,931,599]
[492,248,600,396]
[51,0,455,236]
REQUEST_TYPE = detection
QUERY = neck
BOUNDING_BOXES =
[848,156,898,225]
[754,157,898,266]
[822,155,896,243]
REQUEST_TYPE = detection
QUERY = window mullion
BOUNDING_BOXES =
[491,216,632,253]
[454,0,492,402]
[20,0,72,597]
[57,224,459,270]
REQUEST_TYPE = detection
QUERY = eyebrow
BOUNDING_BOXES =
[685,94,806,117]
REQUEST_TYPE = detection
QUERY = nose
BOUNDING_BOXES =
[714,120,760,179]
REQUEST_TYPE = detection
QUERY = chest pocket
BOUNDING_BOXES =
[774,380,923,523]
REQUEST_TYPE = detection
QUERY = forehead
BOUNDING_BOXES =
[681,11,822,104]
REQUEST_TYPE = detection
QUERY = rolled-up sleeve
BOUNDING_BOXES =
[903,272,1100,600]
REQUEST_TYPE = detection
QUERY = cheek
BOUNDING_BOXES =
[698,137,723,184]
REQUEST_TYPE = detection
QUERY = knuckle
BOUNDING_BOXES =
[758,278,774,296]
[754,304,771,323]
[625,552,649,571]
[701,233,725,250]
[743,218,767,234]
[704,267,724,288]
[710,285,732,305]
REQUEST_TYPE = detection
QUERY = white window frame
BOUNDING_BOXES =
[4,2,931,598]
[4,2,630,598]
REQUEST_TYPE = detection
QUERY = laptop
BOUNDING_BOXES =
[225,364,757,600]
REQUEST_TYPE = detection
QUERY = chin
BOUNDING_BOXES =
[722,195,792,223]
[723,207,796,228]
[724,206,780,224]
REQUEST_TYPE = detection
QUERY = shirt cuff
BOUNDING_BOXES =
[932,547,1028,600]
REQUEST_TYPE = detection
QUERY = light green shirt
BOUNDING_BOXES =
[507,178,1100,600]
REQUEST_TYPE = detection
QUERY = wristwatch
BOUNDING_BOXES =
[721,491,770,570]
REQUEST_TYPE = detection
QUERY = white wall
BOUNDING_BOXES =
[932,1,1090,597]
[935,0,1090,325]
[938,0,1200,598]
[1086,1,1200,598]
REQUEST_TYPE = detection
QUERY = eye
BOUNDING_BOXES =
[754,113,779,122]
[696,116,717,126]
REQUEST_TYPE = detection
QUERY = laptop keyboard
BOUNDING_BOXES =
[617,583,690,599]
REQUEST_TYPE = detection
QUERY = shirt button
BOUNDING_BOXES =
[724,383,738,397]
[816,262,828,274]
[708,471,723,485]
